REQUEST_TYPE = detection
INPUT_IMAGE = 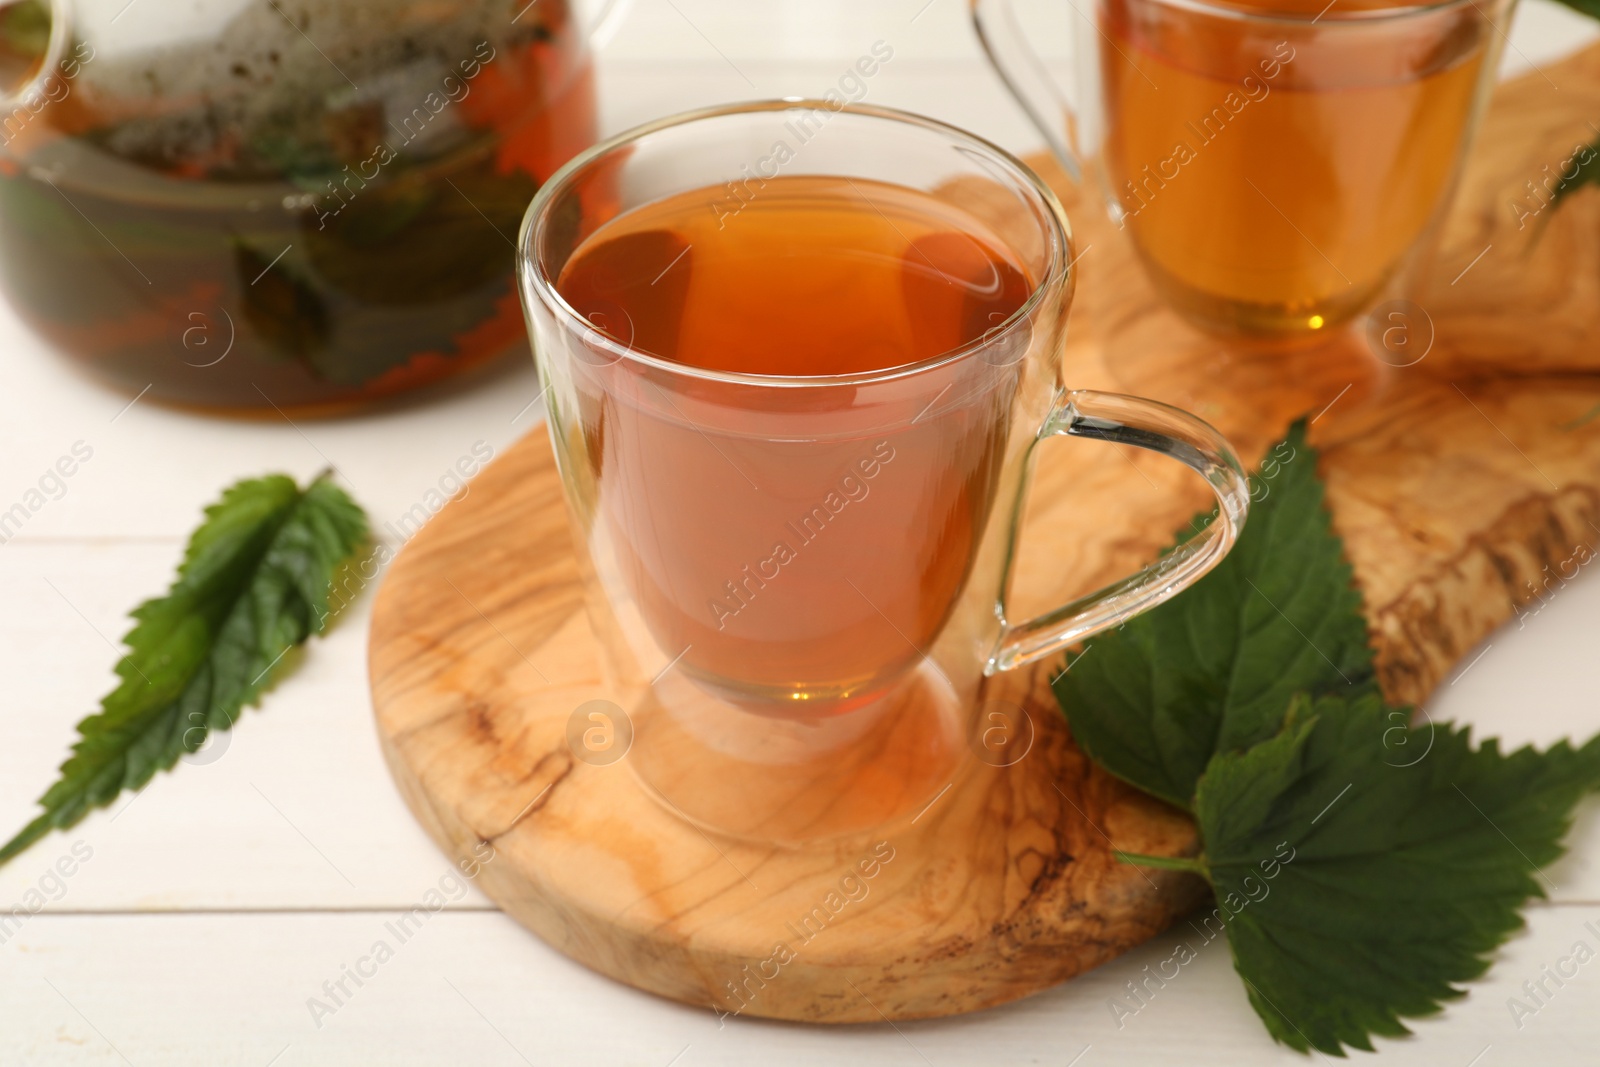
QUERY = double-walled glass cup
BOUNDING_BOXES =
[519,101,1250,845]
[974,0,1512,344]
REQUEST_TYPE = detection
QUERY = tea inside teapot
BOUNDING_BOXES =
[0,0,598,413]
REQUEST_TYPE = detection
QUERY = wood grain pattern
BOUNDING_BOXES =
[1426,44,1600,377]
[368,46,1600,1023]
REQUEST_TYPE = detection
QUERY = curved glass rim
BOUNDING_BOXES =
[1139,0,1482,24]
[517,98,1070,390]
[3,0,74,109]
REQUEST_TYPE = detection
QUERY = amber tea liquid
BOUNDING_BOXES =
[1099,0,1496,338]
[557,176,1033,712]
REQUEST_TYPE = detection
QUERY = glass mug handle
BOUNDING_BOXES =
[988,389,1250,674]
[970,0,1083,182]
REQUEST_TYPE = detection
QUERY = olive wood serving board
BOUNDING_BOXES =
[367,46,1600,1023]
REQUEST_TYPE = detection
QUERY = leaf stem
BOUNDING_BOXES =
[0,812,56,865]
[1114,850,1209,876]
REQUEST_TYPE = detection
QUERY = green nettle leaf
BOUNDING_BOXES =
[1552,131,1600,210]
[1056,419,1600,1053]
[1194,695,1600,1055]
[0,474,368,866]
[234,241,332,365]
[1054,419,1376,808]
[1551,0,1600,26]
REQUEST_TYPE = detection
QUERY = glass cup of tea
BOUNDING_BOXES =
[973,0,1511,344]
[518,101,1251,845]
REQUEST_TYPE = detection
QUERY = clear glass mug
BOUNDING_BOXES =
[519,101,1251,845]
[973,0,1512,343]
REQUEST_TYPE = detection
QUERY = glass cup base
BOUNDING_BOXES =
[627,659,969,848]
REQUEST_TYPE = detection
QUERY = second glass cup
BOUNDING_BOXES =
[974,0,1512,344]
[519,101,1250,845]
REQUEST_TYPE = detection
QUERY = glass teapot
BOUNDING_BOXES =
[0,0,622,415]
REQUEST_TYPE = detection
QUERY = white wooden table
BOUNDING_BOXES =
[2,2,1598,1063]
